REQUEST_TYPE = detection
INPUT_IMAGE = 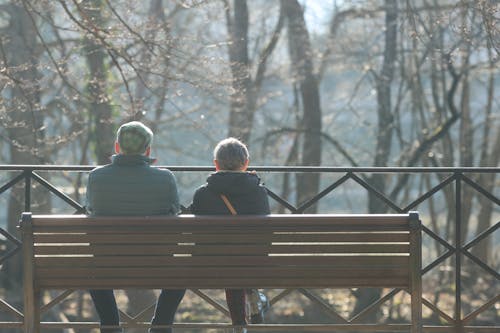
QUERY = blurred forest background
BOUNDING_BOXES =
[0,0,499,332]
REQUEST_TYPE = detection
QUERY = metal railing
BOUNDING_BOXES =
[0,165,499,332]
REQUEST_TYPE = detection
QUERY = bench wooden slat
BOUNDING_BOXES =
[30,214,412,226]
[271,232,409,242]
[33,225,411,233]
[34,243,409,255]
[31,214,412,234]
[33,232,410,244]
[36,277,411,289]
[36,266,409,279]
[34,255,409,268]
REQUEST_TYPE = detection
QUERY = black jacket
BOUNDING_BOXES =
[190,171,270,215]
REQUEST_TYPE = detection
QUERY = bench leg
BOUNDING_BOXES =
[409,220,422,333]
[22,212,40,333]
[24,290,40,333]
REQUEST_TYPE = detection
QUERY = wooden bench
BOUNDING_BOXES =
[20,212,422,333]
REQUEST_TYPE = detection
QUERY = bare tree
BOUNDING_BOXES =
[281,0,322,211]
[350,0,398,319]
[225,0,283,143]
[471,24,499,265]
[78,0,116,163]
[1,1,50,294]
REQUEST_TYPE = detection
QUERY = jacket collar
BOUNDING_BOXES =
[111,154,155,166]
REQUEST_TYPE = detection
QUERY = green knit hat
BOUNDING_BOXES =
[116,121,153,155]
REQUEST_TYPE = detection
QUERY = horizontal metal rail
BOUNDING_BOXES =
[0,165,499,172]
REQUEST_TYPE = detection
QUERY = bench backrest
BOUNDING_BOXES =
[20,213,421,291]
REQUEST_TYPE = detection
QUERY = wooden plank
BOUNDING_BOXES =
[31,214,411,231]
[33,233,272,244]
[34,244,270,256]
[268,244,409,253]
[33,232,409,244]
[31,214,411,224]
[36,322,415,331]
[33,233,184,244]
[36,277,410,289]
[36,267,409,279]
[34,243,409,256]
[33,224,410,234]
[271,232,409,243]
[35,255,409,267]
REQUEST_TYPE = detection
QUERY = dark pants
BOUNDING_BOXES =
[90,289,185,333]
[89,290,122,333]
[226,289,247,325]
[150,289,186,333]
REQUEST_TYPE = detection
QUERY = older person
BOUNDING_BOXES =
[86,121,185,333]
[190,137,270,333]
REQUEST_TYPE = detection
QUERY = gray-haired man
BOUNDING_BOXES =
[86,121,185,333]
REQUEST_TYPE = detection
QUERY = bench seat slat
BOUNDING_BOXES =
[36,266,409,279]
[36,277,410,289]
[33,232,409,244]
[30,214,411,226]
[271,232,409,242]
[33,225,411,233]
[35,255,409,267]
[34,243,409,255]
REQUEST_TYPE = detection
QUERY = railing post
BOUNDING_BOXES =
[24,170,32,212]
[20,212,39,333]
[409,211,422,333]
[455,172,463,332]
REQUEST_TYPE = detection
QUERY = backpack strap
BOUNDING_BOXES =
[220,194,237,215]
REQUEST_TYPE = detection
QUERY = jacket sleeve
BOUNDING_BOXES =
[85,172,94,216]
[259,186,271,214]
[168,172,180,215]
[189,188,201,214]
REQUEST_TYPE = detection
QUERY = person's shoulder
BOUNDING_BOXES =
[191,183,212,213]
[192,183,211,201]
[247,172,267,192]
[149,166,177,183]
[88,163,113,177]
[193,183,209,195]
[152,166,174,175]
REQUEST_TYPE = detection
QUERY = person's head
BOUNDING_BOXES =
[115,121,153,156]
[213,137,249,171]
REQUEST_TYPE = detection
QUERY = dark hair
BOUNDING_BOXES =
[213,137,249,171]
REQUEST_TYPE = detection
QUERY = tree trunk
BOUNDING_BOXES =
[472,50,500,263]
[82,0,115,164]
[356,0,397,319]
[281,0,322,212]
[226,0,254,143]
[132,0,168,123]
[458,4,475,242]
[2,1,50,317]
[367,0,397,214]
[226,0,283,143]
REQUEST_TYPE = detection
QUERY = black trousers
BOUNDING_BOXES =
[90,288,185,333]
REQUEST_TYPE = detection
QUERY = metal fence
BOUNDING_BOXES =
[0,165,498,332]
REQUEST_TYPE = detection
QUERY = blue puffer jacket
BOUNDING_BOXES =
[86,154,179,216]
[190,171,270,215]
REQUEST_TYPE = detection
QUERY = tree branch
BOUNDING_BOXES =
[253,3,284,91]
[21,0,83,97]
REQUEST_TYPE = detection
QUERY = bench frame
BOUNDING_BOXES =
[20,212,422,332]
